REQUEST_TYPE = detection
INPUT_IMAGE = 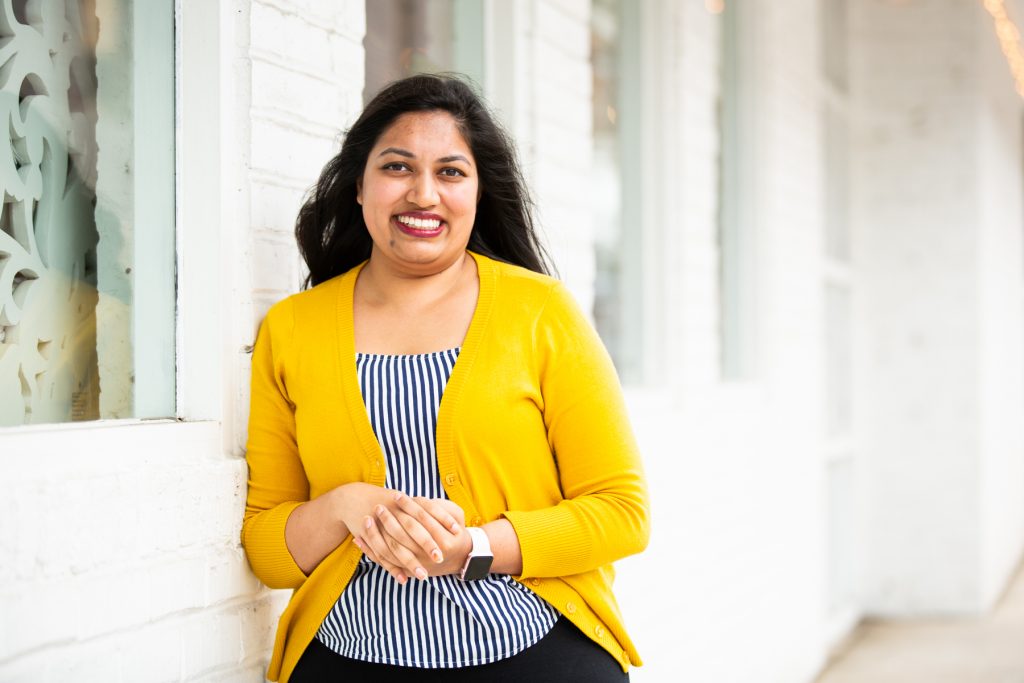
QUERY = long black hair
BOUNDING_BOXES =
[296,73,553,288]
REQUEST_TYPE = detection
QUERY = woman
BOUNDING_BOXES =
[242,73,649,682]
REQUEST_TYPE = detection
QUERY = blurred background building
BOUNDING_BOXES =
[1,0,1022,681]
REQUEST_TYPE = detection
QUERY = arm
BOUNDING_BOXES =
[242,304,452,582]
[501,282,651,579]
[363,284,649,581]
[361,497,521,578]
[241,301,310,589]
[285,482,405,575]
[481,518,523,575]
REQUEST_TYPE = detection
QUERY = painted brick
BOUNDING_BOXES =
[536,0,590,60]
[5,3,1020,683]
[239,592,283,661]
[252,234,301,295]
[250,118,337,184]
[251,3,334,75]
[207,550,262,607]
[76,568,154,640]
[182,609,244,679]
[119,620,186,681]
[251,57,344,128]
[0,581,78,661]
[47,640,123,683]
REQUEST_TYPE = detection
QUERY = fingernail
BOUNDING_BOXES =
[375,505,385,516]
[394,492,403,501]
[450,523,461,533]
[353,537,363,548]
[431,549,443,563]
[415,567,428,580]
[364,517,373,530]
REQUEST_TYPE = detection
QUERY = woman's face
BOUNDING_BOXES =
[358,110,479,275]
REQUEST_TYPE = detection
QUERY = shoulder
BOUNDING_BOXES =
[257,266,360,355]
[472,251,564,307]
[472,252,594,346]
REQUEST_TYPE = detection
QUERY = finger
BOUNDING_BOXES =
[413,496,461,533]
[375,505,430,579]
[353,536,381,565]
[393,494,446,563]
[361,515,409,584]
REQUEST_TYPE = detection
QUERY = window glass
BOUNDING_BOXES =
[717,0,756,379]
[823,0,850,263]
[0,0,175,426]
[591,0,644,383]
[363,0,485,103]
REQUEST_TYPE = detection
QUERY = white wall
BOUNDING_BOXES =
[4,1,1022,681]
[487,0,596,309]
[0,1,366,680]
[851,0,1024,615]
[612,1,833,681]
[976,6,1024,609]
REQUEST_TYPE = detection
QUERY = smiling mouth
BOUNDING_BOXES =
[395,215,442,230]
[393,214,445,237]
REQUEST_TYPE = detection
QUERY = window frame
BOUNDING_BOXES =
[0,0,227,440]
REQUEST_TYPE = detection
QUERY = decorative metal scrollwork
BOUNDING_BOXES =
[0,0,100,425]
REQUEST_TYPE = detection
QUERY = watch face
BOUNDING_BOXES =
[462,555,493,581]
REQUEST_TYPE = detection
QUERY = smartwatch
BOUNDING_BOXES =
[459,527,494,581]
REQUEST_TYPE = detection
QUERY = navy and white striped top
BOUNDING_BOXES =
[316,348,558,668]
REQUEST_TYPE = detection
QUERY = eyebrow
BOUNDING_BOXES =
[377,147,472,165]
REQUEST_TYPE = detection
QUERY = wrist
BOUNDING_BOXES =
[458,527,494,581]
[330,482,364,534]
[479,519,523,576]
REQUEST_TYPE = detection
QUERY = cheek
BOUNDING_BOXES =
[452,183,480,216]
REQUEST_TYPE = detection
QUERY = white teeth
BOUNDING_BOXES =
[397,215,441,229]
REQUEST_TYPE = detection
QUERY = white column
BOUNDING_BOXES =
[850,0,1024,615]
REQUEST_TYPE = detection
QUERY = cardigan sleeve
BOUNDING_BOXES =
[240,299,310,589]
[501,282,651,578]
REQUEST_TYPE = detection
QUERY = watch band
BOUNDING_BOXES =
[459,527,494,581]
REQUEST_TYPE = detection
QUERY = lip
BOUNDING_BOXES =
[393,212,446,238]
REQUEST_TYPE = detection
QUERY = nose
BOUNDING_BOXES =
[407,171,440,208]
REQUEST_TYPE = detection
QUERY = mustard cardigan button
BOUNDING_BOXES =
[566,602,577,614]
[594,625,606,638]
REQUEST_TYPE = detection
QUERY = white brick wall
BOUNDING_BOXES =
[503,0,596,310]
[975,5,1024,610]
[850,0,1024,616]
[607,1,831,681]
[0,423,280,681]
[5,2,1023,682]
[0,1,364,680]
[236,0,365,459]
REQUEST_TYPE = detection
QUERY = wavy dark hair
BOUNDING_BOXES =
[296,73,553,288]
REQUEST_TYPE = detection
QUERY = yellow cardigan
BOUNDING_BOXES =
[242,251,650,681]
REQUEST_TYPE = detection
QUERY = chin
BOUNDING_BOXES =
[386,245,464,271]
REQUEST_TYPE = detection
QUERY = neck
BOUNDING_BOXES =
[358,250,473,307]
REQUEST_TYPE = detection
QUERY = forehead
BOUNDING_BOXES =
[373,111,472,157]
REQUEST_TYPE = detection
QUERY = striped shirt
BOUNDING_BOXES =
[316,348,558,668]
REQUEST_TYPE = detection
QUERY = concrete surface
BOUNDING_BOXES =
[816,562,1024,682]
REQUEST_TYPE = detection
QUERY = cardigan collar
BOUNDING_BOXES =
[333,251,497,484]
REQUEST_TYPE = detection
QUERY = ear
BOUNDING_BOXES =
[356,178,363,205]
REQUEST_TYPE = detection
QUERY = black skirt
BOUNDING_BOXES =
[290,617,630,683]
